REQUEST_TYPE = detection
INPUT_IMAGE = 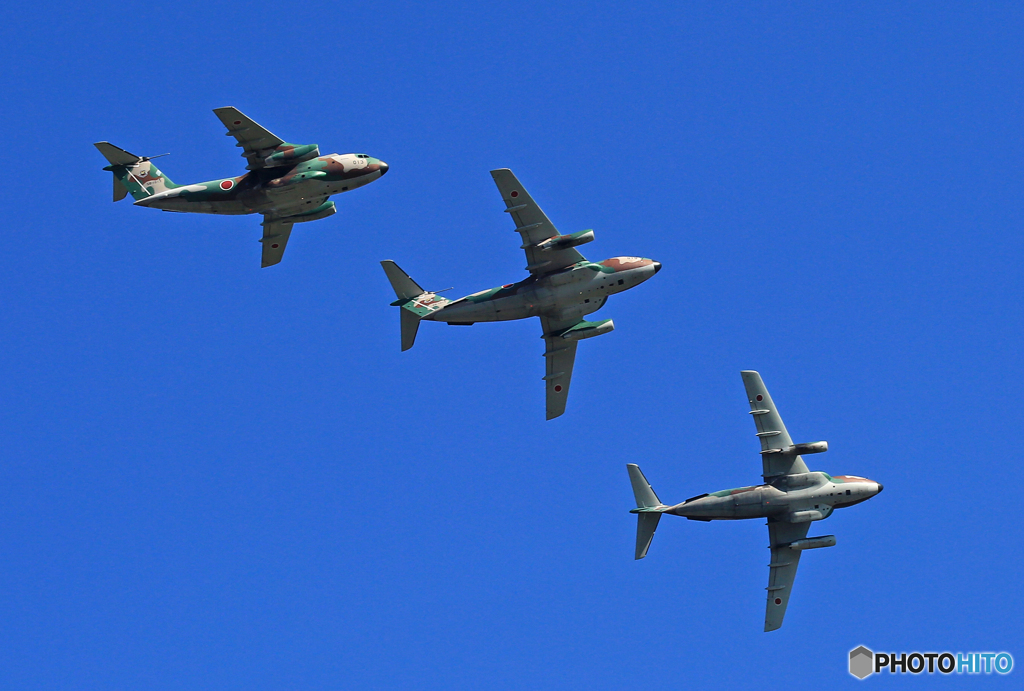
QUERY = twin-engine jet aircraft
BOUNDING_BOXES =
[381,169,660,420]
[628,371,883,631]
[95,107,389,267]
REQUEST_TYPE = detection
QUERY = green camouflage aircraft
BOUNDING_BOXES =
[95,107,388,267]
[382,169,660,420]
[628,371,883,631]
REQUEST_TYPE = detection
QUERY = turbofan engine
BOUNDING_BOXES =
[536,229,595,251]
[787,535,836,550]
[558,318,615,341]
[263,143,320,167]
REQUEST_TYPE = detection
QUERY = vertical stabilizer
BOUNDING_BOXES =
[95,142,177,202]
[380,260,451,352]
[400,308,421,352]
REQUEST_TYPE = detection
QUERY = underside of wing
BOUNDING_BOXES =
[260,217,293,268]
[490,169,585,275]
[765,520,811,632]
[540,313,582,420]
[213,107,286,170]
[742,371,809,479]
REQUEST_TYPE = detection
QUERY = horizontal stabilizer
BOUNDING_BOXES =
[627,464,667,560]
[635,513,661,560]
[627,463,664,509]
[381,260,426,300]
[94,141,142,166]
[381,260,453,351]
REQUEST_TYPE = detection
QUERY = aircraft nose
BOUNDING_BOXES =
[652,261,662,274]
[378,161,389,175]
[876,482,884,494]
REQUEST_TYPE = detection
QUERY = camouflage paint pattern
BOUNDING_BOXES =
[431,257,660,324]
[664,472,882,521]
[99,132,387,218]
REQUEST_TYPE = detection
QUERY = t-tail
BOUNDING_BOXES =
[627,463,669,560]
[381,260,452,351]
[94,142,178,202]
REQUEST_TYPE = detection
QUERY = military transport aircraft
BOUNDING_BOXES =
[627,371,883,631]
[95,107,389,267]
[381,168,660,420]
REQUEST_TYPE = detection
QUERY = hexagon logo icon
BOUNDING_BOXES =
[849,646,874,679]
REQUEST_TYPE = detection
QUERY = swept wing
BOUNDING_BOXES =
[213,106,286,170]
[742,371,814,631]
[490,169,590,419]
[741,370,809,479]
[259,217,293,268]
[539,312,583,420]
[765,520,811,631]
[490,168,586,275]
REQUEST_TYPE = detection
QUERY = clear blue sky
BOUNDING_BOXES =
[1,2,1021,688]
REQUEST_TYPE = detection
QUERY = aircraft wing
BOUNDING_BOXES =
[539,312,582,420]
[259,216,293,268]
[213,107,286,170]
[741,370,809,479]
[765,519,810,631]
[491,169,585,275]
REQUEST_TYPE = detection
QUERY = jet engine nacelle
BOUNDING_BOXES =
[537,229,595,251]
[791,441,828,455]
[558,318,615,341]
[276,200,336,224]
[787,535,836,550]
[264,143,320,167]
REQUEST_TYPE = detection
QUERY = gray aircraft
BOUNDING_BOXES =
[381,168,660,420]
[627,371,883,631]
[95,107,389,267]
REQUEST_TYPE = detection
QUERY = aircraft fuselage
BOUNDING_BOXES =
[133,153,388,217]
[663,471,883,522]
[424,257,660,324]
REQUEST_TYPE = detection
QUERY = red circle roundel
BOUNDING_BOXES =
[220,179,234,191]
[554,385,563,393]
[510,190,519,198]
